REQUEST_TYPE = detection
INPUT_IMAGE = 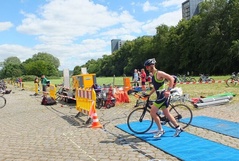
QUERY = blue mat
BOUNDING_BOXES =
[116,122,239,161]
[181,116,239,138]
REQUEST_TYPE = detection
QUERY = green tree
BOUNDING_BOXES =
[31,52,60,69]
[1,63,22,78]
[73,66,81,75]
[3,56,21,66]
[22,53,59,76]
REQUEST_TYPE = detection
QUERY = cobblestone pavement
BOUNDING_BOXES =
[0,85,239,161]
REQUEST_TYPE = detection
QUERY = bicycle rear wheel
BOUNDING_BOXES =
[168,104,193,129]
[127,107,153,134]
[0,96,6,108]
[190,78,196,83]
[209,78,215,83]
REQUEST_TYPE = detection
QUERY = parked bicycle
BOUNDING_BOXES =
[198,74,215,83]
[0,80,7,96]
[0,96,6,108]
[95,85,116,109]
[95,89,106,109]
[226,72,239,87]
[127,91,193,134]
[176,74,196,83]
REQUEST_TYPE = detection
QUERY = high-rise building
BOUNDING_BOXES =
[111,39,125,53]
[182,0,204,20]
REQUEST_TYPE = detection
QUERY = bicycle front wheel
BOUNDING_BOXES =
[226,78,236,87]
[209,78,215,83]
[127,107,153,134]
[168,104,193,129]
[96,98,104,109]
[0,96,6,108]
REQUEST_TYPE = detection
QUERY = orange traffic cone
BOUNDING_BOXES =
[91,109,103,128]
[91,110,103,128]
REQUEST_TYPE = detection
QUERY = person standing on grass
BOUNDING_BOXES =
[144,58,182,138]
[41,75,49,95]
[34,76,40,95]
[132,69,139,87]
[140,68,147,93]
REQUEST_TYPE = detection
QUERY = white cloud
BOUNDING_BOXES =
[142,9,182,35]
[160,0,185,7]
[0,44,37,62]
[0,0,185,70]
[33,38,110,69]
[143,1,158,12]
[0,22,13,31]
[16,0,129,45]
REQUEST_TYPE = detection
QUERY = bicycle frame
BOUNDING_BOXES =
[231,72,239,81]
[127,92,193,134]
[226,72,239,87]
[133,92,169,122]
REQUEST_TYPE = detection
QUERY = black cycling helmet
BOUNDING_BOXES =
[144,58,156,66]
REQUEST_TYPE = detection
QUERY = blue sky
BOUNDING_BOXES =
[0,0,185,70]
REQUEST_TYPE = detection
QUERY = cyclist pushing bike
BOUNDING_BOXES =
[144,58,183,138]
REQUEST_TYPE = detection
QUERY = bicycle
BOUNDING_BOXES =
[95,87,116,109]
[198,74,215,83]
[176,74,196,83]
[226,72,239,87]
[0,96,6,108]
[127,92,193,134]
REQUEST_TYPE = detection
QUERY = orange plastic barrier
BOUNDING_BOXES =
[123,77,132,92]
[114,90,130,104]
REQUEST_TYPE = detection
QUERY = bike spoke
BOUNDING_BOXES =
[127,108,153,134]
[168,104,193,129]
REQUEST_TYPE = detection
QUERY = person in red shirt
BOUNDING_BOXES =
[140,68,147,93]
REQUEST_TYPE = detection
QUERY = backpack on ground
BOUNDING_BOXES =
[41,96,57,105]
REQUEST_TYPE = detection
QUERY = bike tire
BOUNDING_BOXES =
[209,78,215,83]
[226,78,236,87]
[168,104,193,129]
[190,78,196,83]
[185,77,190,82]
[0,96,6,108]
[96,98,104,109]
[127,107,153,134]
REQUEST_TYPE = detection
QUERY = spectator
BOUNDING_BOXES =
[34,76,40,95]
[140,68,147,93]
[41,75,49,95]
[132,69,139,87]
